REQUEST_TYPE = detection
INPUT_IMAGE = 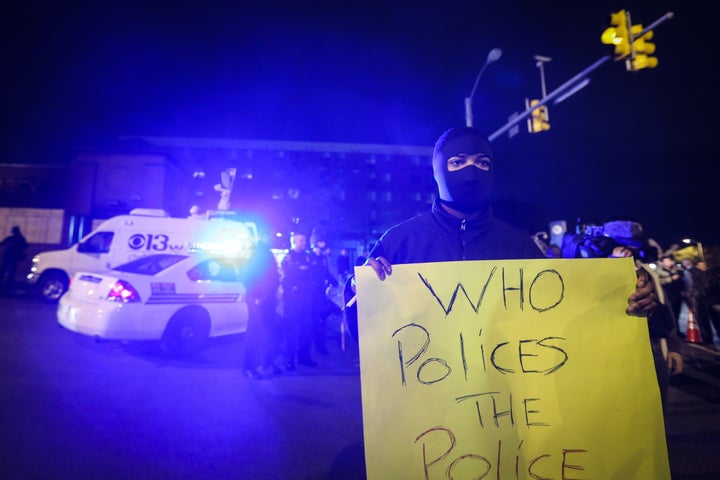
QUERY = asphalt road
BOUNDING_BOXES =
[1,294,719,479]
[0,295,366,480]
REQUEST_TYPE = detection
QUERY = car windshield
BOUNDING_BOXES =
[112,254,189,275]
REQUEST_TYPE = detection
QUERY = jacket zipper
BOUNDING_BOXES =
[460,219,467,261]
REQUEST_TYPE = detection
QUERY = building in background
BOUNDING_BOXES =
[1,136,435,259]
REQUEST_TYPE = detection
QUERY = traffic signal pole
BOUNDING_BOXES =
[465,48,503,127]
[625,11,675,58]
[488,55,611,142]
[487,11,673,142]
[640,12,674,38]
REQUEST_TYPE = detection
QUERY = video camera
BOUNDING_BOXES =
[561,220,657,263]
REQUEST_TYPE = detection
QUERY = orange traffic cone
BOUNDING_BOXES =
[686,308,702,344]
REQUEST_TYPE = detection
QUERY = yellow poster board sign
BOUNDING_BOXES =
[356,258,670,479]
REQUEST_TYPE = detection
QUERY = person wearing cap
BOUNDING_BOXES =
[280,231,318,369]
[344,126,657,340]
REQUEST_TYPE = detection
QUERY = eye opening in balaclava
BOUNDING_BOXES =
[432,127,494,213]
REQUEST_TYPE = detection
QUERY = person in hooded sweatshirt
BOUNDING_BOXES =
[342,126,657,341]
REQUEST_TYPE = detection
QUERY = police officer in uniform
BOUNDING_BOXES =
[281,232,317,369]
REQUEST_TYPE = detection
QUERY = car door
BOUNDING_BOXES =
[185,258,248,336]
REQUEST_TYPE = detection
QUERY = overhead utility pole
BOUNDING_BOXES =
[486,11,674,142]
[489,55,610,141]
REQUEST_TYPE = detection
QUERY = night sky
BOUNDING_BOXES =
[2,1,717,249]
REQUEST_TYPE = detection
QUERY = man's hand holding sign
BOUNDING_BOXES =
[346,126,666,478]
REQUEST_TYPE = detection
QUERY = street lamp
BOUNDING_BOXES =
[464,48,502,127]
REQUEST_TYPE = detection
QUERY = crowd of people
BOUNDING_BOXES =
[240,230,342,379]
[666,256,720,346]
[5,124,715,406]
[334,126,718,419]
[549,220,720,349]
[238,127,718,399]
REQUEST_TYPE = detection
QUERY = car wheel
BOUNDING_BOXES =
[39,272,69,303]
[161,307,211,356]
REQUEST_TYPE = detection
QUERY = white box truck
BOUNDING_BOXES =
[27,208,258,302]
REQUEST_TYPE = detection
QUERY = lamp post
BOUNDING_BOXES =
[464,48,502,127]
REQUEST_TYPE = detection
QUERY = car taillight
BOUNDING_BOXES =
[107,280,141,303]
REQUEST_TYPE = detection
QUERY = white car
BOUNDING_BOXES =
[57,253,249,355]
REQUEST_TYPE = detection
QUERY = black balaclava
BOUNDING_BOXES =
[432,127,494,214]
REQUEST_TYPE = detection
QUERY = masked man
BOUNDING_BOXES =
[343,126,657,341]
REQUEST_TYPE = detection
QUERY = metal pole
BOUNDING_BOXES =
[489,55,611,141]
[486,11,673,141]
[465,63,490,127]
[464,49,502,127]
[535,55,552,98]
[613,11,675,63]
[638,12,674,42]
[464,97,473,127]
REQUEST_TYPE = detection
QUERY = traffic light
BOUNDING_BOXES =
[601,10,630,57]
[628,29,658,71]
[526,99,550,133]
[602,10,662,71]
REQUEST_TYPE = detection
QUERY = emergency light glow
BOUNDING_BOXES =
[189,237,252,257]
[187,220,256,257]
